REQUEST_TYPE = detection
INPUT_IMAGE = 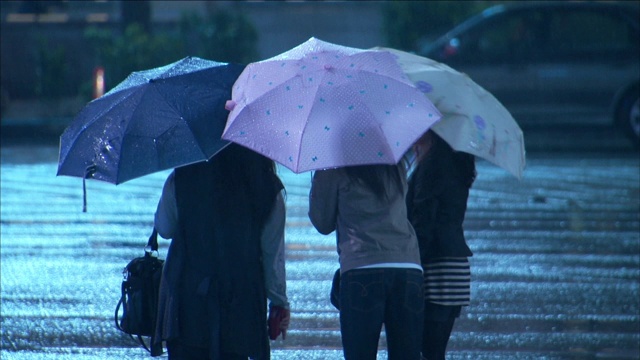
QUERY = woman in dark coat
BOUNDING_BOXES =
[153,144,290,359]
[406,130,476,360]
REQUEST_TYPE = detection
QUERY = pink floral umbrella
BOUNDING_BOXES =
[222,37,441,173]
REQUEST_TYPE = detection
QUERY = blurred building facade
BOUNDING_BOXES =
[1,0,384,121]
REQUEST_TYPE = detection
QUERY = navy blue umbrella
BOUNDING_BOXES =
[58,57,245,184]
[57,56,244,210]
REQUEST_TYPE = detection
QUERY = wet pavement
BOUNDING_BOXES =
[1,128,639,359]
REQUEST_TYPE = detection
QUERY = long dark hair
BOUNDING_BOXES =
[345,163,404,201]
[214,144,283,223]
[432,132,477,188]
[176,143,283,228]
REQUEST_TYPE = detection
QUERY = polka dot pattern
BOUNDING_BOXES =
[223,37,441,173]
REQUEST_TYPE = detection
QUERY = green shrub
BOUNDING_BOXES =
[84,23,182,92]
[83,6,258,93]
[178,8,258,64]
[34,37,68,99]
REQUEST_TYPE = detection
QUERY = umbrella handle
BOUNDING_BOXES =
[82,165,97,213]
[82,177,87,213]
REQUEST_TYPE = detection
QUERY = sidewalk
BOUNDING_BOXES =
[1,98,83,146]
[1,146,639,359]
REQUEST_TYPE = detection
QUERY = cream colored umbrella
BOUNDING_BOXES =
[375,47,526,179]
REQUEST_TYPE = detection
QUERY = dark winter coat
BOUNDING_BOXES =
[153,149,283,359]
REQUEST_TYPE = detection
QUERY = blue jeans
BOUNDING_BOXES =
[339,268,424,360]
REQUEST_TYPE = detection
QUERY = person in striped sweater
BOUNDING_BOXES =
[406,130,476,360]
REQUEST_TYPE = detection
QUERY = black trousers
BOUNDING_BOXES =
[421,303,461,360]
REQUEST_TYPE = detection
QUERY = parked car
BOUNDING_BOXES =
[420,1,639,146]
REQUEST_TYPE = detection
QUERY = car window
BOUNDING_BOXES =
[441,9,547,66]
[547,9,638,62]
[431,5,639,66]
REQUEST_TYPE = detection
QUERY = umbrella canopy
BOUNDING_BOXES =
[222,37,441,173]
[57,56,245,185]
[376,47,526,179]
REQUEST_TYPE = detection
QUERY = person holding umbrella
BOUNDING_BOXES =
[153,143,290,359]
[308,163,424,360]
[405,130,476,360]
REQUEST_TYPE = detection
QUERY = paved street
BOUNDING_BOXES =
[1,128,639,359]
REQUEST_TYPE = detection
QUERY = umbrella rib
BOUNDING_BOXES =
[354,65,417,90]
[115,84,194,184]
[295,85,324,172]
[148,69,232,161]
[154,84,210,160]
[63,89,135,142]
[227,76,318,172]
[58,92,137,178]
[363,99,397,166]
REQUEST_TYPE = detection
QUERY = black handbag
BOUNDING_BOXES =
[115,228,164,356]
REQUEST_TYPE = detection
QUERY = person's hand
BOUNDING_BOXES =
[268,305,290,340]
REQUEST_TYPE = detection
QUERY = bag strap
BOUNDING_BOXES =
[114,294,125,332]
[133,334,153,354]
[145,228,159,254]
[114,296,155,354]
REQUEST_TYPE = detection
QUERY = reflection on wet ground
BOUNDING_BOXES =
[1,145,639,359]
